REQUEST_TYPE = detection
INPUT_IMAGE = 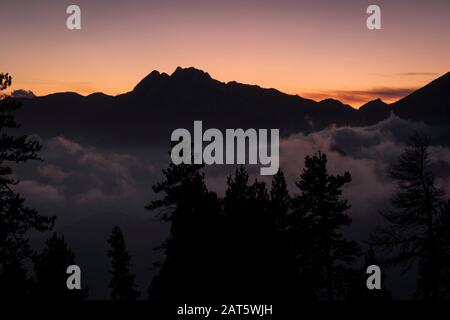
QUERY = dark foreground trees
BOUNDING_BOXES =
[4,71,449,301]
[33,233,88,299]
[0,73,55,297]
[146,161,223,301]
[107,226,140,300]
[291,152,361,299]
[373,133,450,299]
[148,151,361,301]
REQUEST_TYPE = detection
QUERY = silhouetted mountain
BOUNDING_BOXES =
[360,98,389,112]
[360,99,390,123]
[132,70,169,95]
[14,68,450,147]
[391,72,450,125]
[319,98,354,111]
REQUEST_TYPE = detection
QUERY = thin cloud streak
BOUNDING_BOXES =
[397,72,439,76]
[303,86,418,107]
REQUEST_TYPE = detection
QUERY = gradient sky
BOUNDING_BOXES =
[2,0,450,107]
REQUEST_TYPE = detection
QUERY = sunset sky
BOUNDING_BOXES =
[2,0,450,107]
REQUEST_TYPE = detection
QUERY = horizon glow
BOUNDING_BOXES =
[2,0,450,107]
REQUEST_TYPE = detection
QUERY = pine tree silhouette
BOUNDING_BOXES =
[148,152,363,302]
[292,151,361,300]
[147,160,222,301]
[107,226,140,300]
[270,170,290,231]
[222,166,276,297]
[268,170,309,298]
[33,233,88,299]
[372,133,447,299]
[0,73,55,297]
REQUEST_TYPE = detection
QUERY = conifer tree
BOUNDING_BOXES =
[268,170,306,297]
[107,226,140,300]
[269,170,290,230]
[33,233,88,298]
[0,73,55,297]
[292,151,361,300]
[147,161,221,300]
[223,166,283,298]
[373,133,446,299]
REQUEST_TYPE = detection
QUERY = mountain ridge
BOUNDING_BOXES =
[30,67,450,110]
[14,67,450,147]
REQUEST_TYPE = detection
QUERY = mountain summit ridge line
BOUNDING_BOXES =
[13,67,450,146]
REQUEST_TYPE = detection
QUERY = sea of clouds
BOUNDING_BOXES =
[11,114,450,298]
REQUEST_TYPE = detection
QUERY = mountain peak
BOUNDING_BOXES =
[171,66,212,80]
[359,98,389,111]
[318,98,355,110]
[133,70,169,92]
[319,98,342,104]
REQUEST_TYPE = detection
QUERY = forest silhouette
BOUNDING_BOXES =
[1,73,450,301]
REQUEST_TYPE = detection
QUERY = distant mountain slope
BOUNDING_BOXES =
[15,68,450,147]
[391,72,450,125]
[360,98,390,123]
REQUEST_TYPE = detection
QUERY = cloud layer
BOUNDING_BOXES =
[13,115,450,227]
[9,114,450,299]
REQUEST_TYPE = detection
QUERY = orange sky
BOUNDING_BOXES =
[2,0,450,107]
